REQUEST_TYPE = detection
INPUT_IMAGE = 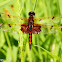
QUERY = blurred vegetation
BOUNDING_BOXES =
[0,0,62,62]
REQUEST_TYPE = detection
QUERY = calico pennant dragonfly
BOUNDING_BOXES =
[0,11,62,50]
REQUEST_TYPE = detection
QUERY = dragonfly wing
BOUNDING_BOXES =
[21,23,29,33]
[0,23,21,33]
[0,13,28,24]
[34,15,62,24]
[40,24,62,34]
[0,13,28,33]
[34,15,62,34]
[32,24,41,34]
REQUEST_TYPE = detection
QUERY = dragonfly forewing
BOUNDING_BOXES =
[0,13,28,24]
[35,15,62,25]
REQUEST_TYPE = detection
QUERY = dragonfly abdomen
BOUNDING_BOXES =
[29,30,32,49]
[29,24,32,49]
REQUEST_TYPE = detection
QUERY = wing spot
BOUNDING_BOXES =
[11,5,14,8]
[52,16,55,19]
[50,25,53,29]
[7,14,10,18]
[8,24,11,27]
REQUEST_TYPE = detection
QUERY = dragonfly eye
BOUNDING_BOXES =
[29,12,35,16]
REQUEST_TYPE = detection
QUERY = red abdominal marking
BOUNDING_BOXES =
[29,35,32,38]
[29,31,32,34]
[29,38,32,41]
[29,30,32,49]
[29,42,32,44]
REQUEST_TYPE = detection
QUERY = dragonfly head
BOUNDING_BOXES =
[29,12,35,16]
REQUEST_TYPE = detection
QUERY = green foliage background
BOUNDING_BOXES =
[0,0,62,62]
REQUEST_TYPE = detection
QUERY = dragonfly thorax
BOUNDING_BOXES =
[28,15,34,25]
[29,25,33,29]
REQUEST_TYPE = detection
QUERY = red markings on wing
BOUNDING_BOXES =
[0,11,11,18]
[32,24,41,34]
[21,23,41,34]
[0,13,4,14]
[21,23,29,33]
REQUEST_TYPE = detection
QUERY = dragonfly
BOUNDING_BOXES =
[0,11,62,50]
